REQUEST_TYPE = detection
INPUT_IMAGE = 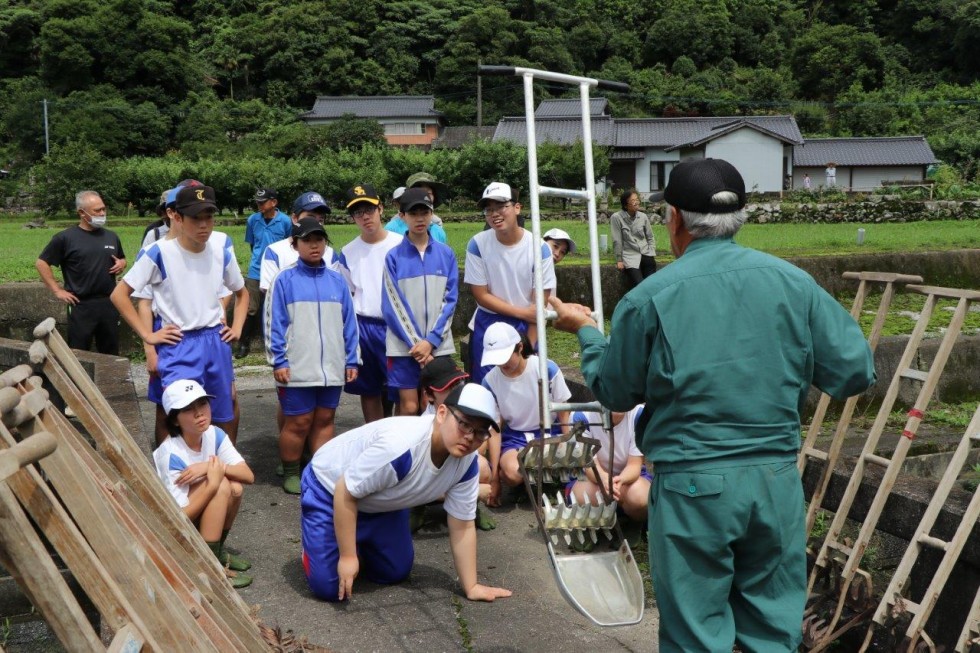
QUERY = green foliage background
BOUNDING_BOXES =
[2,0,980,211]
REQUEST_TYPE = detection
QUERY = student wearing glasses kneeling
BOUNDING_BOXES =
[299,383,512,603]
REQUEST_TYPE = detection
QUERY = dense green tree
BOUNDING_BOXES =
[790,22,886,100]
[318,114,387,151]
[643,0,735,68]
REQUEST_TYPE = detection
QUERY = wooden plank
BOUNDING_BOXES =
[13,398,216,653]
[0,422,163,651]
[841,271,923,284]
[107,623,144,653]
[906,284,980,301]
[0,483,103,652]
[32,365,266,652]
[37,348,267,651]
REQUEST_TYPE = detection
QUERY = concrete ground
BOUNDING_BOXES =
[129,364,660,653]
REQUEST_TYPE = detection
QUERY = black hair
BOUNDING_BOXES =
[620,189,638,211]
[165,408,182,438]
[517,332,533,359]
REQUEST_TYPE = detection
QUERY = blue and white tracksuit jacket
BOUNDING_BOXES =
[381,238,458,358]
[264,258,359,387]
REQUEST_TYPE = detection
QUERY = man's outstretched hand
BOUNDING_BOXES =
[548,297,597,333]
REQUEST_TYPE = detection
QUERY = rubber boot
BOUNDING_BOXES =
[282,460,302,495]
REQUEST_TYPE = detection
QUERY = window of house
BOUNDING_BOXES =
[384,123,425,135]
[650,162,666,191]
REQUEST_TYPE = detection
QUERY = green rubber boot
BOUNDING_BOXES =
[227,569,253,589]
[475,504,497,531]
[282,460,302,495]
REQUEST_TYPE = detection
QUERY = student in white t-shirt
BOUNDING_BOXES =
[299,383,512,603]
[479,322,571,488]
[337,183,403,423]
[260,191,338,293]
[569,406,650,521]
[464,182,556,384]
[152,380,255,588]
[112,185,248,435]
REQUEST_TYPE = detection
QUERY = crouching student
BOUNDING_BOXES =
[153,380,255,588]
[265,218,359,495]
[299,383,512,603]
[480,322,571,488]
[569,406,650,521]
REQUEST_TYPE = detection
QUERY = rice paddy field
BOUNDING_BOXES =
[1,215,978,283]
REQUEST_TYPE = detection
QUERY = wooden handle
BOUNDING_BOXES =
[0,431,57,482]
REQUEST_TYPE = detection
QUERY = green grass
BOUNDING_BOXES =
[844,291,980,338]
[3,217,978,283]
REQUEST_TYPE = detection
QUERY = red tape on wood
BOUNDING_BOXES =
[903,430,916,440]
[908,409,924,419]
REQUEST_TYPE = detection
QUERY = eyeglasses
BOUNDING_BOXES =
[482,202,513,216]
[448,407,492,442]
[349,206,377,220]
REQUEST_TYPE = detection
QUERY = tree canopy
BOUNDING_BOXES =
[1,0,979,178]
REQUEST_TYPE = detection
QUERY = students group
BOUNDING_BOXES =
[107,174,650,597]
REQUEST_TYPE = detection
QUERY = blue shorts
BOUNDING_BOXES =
[157,325,234,423]
[469,310,528,385]
[344,317,387,397]
[300,466,413,601]
[387,356,422,390]
[277,386,342,415]
[501,423,561,455]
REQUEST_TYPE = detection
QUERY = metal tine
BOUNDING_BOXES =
[542,442,558,467]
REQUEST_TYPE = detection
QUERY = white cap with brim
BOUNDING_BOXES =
[445,383,500,432]
[477,182,514,208]
[162,379,214,414]
[543,228,577,254]
[480,321,522,367]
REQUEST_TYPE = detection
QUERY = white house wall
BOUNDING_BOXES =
[704,128,785,193]
[793,165,924,189]
[634,150,678,195]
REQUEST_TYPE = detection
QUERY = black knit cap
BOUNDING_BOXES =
[656,158,746,214]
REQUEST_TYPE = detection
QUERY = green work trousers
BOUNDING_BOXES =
[648,458,805,652]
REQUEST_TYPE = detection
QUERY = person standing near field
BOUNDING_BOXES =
[549,158,875,651]
[36,190,126,355]
[610,189,656,290]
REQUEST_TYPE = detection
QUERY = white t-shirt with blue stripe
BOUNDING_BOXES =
[152,426,245,508]
[572,405,644,476]
[309,415,479,520]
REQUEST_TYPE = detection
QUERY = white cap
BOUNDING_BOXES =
[162,379,213,414]
[543,228,577,254]
[392,186,406,201]
[445,383,500,432]
[477,182,514,208]
[480,322,522,367]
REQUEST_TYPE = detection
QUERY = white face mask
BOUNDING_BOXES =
[85,211,107,228]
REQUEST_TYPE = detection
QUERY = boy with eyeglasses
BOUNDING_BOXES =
[337,184,403,423]
[299,383,512,603]
[464,182,556,384]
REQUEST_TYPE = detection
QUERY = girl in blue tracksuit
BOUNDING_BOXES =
[265,218,359,494]
[381,188,459,416]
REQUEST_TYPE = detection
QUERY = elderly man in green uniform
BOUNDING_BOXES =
[550,158,876,652]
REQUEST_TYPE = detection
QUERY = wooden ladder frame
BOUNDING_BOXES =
[0,318,271,652]
[956,587,980,653]
[797,271,922,537]
[859,404,980,652]
[804,285,980,651]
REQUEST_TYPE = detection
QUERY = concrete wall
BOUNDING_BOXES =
[705,128,785,192]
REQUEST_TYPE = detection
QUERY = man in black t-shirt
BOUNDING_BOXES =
[36,190,127,354]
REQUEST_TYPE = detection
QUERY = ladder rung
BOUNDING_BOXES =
[918,533,950,551]
[901,368,929,382]
[538,186,589,201]
[803,447,829,461]
[887,597,921,614]
[827,541,853,557]
[864,452,892,467]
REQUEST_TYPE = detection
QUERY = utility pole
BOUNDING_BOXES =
[42,99,50,155]
[476,59,482,128]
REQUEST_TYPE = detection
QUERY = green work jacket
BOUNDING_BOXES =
[578,237,876,469]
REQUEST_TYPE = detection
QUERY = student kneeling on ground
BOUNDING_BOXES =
[299,383,512,603]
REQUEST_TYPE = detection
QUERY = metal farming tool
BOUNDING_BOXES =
[478,64,644,627]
